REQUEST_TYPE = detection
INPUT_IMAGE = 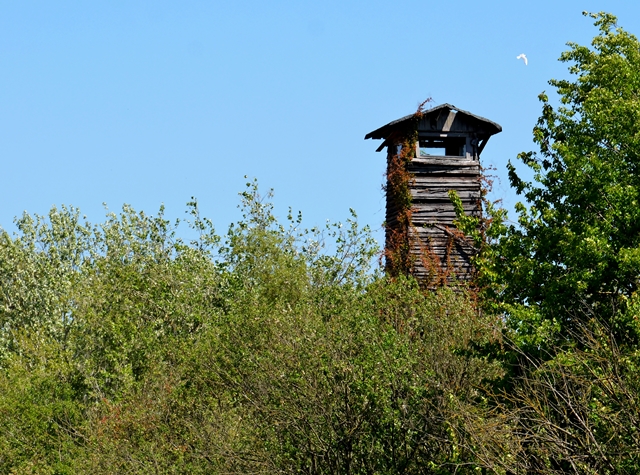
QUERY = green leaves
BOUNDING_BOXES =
[493,12,640,346]
[0,180,509,473]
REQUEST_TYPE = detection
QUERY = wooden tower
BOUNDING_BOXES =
[365,103,502,285]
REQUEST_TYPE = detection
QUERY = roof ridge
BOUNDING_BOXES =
[364,103,502,141]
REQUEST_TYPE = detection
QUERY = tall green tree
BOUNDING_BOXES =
[497,12,640,346]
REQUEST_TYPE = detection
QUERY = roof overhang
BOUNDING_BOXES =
[365,103,502,141]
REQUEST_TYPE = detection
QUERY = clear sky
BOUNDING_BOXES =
[2,1,639,246]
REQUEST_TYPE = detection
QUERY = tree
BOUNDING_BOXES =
[496,12,640,347]
[502,318,640,474]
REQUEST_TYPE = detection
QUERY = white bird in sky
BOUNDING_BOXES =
[517,53,528,66]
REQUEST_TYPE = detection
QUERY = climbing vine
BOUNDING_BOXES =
[383,99,430,278]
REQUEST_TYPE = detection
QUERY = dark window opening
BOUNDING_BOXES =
[419,138,465,157]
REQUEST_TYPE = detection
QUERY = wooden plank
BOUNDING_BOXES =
[388,201,479,216]
[411,206,479,217]
[411,227,475,237]
[411,190,479,200]
[411,205,480,213]
[410,248,473,256]
[413,175,481,183]
[412,203,479,209]
[442,110,456,132]
[412,206,479,213]
[410,167,480,174]
[409,156,478,166]
[412,170,481,177]
[410,165,479,171]
[412,260,473,267]
[410,169,480,176]
[412,181,481,188]
[411,212,479,219]
[408,238,475,247]
[411,185,481,192]
[409,242,462,249]
[411,214,477,222]
[409,250,472,257]
[412,258,472,265]
[411,193,480,201]
[411,183,481,189]
[409,169,480,176]
[410,254,473,261]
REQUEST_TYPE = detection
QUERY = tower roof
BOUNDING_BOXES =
[365,103,502,141]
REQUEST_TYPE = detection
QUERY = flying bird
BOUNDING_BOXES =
[517,53,528,66]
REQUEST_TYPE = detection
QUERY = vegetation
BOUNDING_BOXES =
[0,183,507,474]
[495,12,640,349]
[2,11,640,474]
[483,11,640,473]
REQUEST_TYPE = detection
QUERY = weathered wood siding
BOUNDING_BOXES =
[386,151,481,284]
[370,104,501,287]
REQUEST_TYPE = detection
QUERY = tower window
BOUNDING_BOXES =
[419,138,465,157]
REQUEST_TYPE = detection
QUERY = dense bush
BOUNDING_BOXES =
[0,182,505,474]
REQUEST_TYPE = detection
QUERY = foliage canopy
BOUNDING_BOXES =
[492,12,640,347]
[0,181,506,474]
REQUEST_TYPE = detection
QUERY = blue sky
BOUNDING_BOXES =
[2,1,639,247]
